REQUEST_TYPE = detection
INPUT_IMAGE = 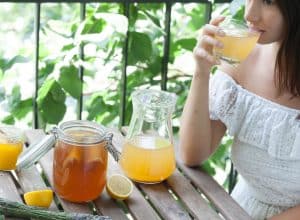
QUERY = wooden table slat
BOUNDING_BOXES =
[177,161,252,220]
[0,172,22,202]
[94,192,128,219]
[167,169,221,220]
[140,183,192,220]
[0,172,24,220]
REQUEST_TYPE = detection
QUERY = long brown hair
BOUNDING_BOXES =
[275,0,300,97]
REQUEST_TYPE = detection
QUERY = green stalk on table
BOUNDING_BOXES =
[0,197,111,220]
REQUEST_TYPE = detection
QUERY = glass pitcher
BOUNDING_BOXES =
[119,89,177,184]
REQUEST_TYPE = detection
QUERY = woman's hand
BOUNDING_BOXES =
[193,16,225,77]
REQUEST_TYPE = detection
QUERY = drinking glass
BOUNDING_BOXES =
[0,126,24,171]
[214,18,260,65]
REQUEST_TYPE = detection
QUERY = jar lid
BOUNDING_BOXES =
[56,120,108,145]
[17,120,110,170]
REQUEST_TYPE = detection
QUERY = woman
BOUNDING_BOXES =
[179,0,300,219]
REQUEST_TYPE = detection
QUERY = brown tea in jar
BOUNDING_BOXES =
[53,121,108,202]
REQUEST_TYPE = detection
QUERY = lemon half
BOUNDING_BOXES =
[106,174,133,200]
[24,189,53,208]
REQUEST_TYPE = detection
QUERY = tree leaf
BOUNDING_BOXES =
[39,61,55,80]
[0,56,29,73]
[7,86,21,111]
[39,95,66,124]
[128,5,138,27]
[37,79,66,124]
[140,9,161,27]
[11,98,33,119]
[127,31,152,65]
[148,56,162,75]
[1,115,15,125]
[0,85,5,102]
[37,78,56,102]
[175,38,197,51]
[86,95,106,121]
[127,70,151,88]
[58,65,82,99]
[81,16,106,34]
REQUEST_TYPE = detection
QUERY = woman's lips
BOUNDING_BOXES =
[249,26,264,34]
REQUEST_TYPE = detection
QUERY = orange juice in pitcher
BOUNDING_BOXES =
[119,89,177,184]
[120,135,175,183]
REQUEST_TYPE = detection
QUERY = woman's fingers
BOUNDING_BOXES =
[198,34,223,49]
[193,16,225,67]
[193,47,220,65]
[201,24,225,37]
[209,16,225,26]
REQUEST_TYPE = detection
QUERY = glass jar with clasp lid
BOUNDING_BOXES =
[17,120,113,203]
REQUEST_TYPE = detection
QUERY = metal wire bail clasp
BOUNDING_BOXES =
[103,132,121,162]
[16,129,57,171]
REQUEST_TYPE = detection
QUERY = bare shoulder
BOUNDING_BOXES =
[217,63,239,82]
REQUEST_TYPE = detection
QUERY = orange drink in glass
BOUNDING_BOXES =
[214,18,260,65]
[120,135,175,184]
[0,126,24,171]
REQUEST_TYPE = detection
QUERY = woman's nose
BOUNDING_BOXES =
[244,0,260,24]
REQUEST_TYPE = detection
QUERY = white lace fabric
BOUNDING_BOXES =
[209,70,300,220]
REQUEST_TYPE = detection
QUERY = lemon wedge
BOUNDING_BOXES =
[106,174,133,200]
[24,189,53,208]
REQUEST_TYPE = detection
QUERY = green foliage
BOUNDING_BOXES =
[128,31,153,65]
[81,16,106,34]
[0,56,28,73]
[37,78,66,125]
[0,1,242,188]
[58,65,82,99]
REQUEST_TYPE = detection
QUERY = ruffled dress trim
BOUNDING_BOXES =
[209,70,300,160]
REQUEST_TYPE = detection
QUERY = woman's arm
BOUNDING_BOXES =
[179,16,227,166]
[269,205,300,220]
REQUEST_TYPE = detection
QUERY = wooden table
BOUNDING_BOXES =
[0,129,252,220]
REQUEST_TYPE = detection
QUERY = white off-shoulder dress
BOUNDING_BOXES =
[209,70,300,220]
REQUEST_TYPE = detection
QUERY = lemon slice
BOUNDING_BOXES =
[106,174,133,200]
[24,189,53,208]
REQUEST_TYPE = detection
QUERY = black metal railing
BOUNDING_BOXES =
[1,0,231,128]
